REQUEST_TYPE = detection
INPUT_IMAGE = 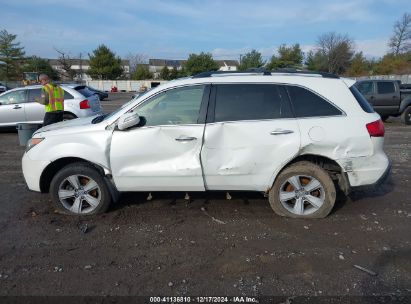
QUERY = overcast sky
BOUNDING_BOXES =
[2,0,409,61]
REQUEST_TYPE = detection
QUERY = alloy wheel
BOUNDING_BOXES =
[58,174,101,214]
[278,175,325,216]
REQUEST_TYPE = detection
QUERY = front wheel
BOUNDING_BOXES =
[50,162,112,215]
[268,161,336,219]
[401,106,411,125]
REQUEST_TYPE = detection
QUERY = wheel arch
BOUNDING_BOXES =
[399,97,411,113]
[63,111,77,119]
[269,153,350,194]
[39,157,106,193]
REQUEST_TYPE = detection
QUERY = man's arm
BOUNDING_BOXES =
[35,89,49,105]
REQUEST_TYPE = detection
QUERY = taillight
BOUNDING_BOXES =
[79,99,90,109]
[366,119,385,137]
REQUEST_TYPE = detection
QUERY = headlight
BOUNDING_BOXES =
[26,137,44,152]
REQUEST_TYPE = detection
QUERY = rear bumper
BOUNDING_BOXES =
[336,151,390,188]
[351,160,391,191]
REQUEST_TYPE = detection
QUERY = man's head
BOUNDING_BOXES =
[38,74,49,85]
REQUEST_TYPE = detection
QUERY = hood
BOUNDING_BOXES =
[34,115,98,135]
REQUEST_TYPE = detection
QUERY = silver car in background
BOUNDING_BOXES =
[0,85,103,127]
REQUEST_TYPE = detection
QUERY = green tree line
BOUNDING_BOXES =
[1,12,410,81]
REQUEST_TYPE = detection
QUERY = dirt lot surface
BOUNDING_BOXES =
[0,93,410,299]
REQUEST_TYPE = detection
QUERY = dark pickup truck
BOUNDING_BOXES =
[355,79,411,125]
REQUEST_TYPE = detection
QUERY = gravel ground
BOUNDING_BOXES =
[0,93,410,300]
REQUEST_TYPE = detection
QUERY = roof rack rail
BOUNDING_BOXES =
[271,68,339,79]
[192,68,271,78]
[192,68,339,79]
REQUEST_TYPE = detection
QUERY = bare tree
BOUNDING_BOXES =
[316,32,354,74]
[388,13,411,55]
[125,53,148,74]
[55,48,76,80]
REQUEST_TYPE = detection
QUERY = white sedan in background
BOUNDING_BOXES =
[0,84,103,127]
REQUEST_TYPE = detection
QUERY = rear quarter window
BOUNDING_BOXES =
[377,82,395,94]
[350,86,374,113]
[356,81,374,95]
[62,89,74,99]
[286,85,342,117]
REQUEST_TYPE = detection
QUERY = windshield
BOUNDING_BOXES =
[93,90,151,124]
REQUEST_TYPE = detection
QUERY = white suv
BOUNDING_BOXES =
[22,71,390,218]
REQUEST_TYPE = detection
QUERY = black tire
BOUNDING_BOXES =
[63,112,77,121]
[401,106,411,125]
[268,161,336,219]
[381,115,389,122]
[50,162,112,215]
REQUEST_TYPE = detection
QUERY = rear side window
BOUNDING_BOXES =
[350,86,374,113]
[377,82,395,94]
[286,86,342,117]
[356,81,374,95]
[75,86,94,98]
[214,84,293,122]
[28,88,42,102]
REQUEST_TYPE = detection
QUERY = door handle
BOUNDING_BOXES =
[175,136,197,142]
[13,105,22,109]
[270,129,294,135]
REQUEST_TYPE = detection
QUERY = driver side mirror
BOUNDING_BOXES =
[117,112,140,130]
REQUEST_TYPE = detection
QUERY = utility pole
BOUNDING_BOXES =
[79,52,83,83]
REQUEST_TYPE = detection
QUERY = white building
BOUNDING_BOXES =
[48,59,130,81]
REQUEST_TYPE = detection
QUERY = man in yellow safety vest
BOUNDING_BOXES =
[36,74,65,126]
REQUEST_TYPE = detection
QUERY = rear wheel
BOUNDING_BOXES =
[401,106,411,125]
[50,162,112,215]
[268,161,336,219]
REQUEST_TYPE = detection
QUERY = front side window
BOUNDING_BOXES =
[377,82,395,94]
[135,85,205,126]
[0,90,26,105]
[356,81,374,95]
[214,84,293,122]
[287,86,342,117]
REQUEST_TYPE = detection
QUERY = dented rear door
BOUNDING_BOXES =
[201,84,301,191]
[110,85,209,191]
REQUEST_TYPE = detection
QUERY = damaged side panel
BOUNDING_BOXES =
[201,119,301,191]
[110,125,206,191]
[296,116,388,187]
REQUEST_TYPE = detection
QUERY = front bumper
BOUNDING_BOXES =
[22,152,50,192]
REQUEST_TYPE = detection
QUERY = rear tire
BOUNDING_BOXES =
[50,162,112,215]
[268,161,336,219]
[401,106,411,125]
[381,115,389,122]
